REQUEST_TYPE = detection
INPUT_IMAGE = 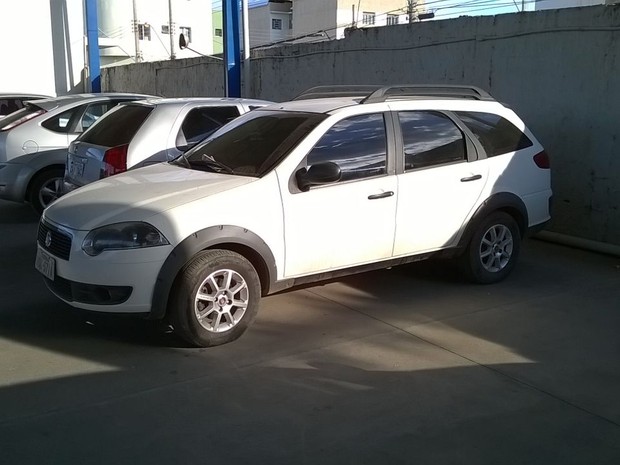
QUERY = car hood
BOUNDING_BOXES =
[45,163,256,230]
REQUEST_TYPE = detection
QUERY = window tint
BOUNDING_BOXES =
[455,111,533,157]
[79,105,154,146]
[183,111,326,178]
[307,113,387,182]
[178,106,240,147]
[399,111,466,170]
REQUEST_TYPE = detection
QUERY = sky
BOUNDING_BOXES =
[212,0,535,19]
[211,0,537,21]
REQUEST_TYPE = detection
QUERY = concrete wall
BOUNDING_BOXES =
[102,5,620,246]
[101,56,226,97]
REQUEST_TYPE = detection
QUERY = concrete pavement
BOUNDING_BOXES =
[1,199,619,464]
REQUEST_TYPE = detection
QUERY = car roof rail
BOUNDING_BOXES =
[361,85,495,103]
[293,85,383,101]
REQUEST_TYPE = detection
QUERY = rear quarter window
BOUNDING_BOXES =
[455,111,533,157]
[79,105,154,146]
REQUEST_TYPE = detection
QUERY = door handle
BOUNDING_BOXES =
[460,174,482,182]
[368,191,394,200]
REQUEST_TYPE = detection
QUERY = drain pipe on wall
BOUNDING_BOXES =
[535,231,620,258]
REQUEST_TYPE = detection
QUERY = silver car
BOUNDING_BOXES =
[0,93,52,119]
[0,93,152,213]
[63,97,273,191]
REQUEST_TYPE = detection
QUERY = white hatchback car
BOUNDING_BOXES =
[36,85,552,347]
[63,97,273,192]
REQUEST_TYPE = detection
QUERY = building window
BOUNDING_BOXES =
[214,28,222,37]
[272,18,282,30]
[387,14,399,26]
[138,23,151,41]
[180,26,192,43]
[362,12,375,25]
[161,24,170,34]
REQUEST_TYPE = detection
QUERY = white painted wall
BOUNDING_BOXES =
[0,0,213,95]
[0,0,86,96]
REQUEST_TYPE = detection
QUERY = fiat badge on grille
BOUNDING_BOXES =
[45,231,52,248]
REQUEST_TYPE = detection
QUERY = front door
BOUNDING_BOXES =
[280,113,397,277]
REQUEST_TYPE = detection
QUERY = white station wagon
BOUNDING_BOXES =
[36,85,552,347]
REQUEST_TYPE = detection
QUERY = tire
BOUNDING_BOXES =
[28,168,65,214]
[459,211,521,284]
[169,249,261,347]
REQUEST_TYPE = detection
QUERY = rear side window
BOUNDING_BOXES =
[455,111,533,157]
[0,98,25,116]
[399,111,466,170]
[178,106,241,146]
[79,105,154,146]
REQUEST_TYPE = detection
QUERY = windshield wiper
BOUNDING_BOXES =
[191,154,235,174]
[170,155,190,168]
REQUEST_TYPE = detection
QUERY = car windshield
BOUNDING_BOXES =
[176,110,326,177]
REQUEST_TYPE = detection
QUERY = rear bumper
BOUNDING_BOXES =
[0,161,33,202]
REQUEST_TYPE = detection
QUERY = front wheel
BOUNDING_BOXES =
[28,168,65,214]
[169,249,261,347]
[459,212,521,284]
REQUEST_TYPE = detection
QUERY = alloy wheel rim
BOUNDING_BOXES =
[479,224,513,272]
[194,268,249,333]
[39,177,63,208]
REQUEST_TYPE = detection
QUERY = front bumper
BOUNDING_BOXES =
[36,219,173,315]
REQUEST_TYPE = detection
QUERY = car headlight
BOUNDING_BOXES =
[82,222,169,256]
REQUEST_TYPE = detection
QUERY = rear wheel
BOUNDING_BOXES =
[28,168,65,214]
[169,249,261,347]
[460,212,521,284]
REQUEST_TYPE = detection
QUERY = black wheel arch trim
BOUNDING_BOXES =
[150,225,277,320]
[457,193,529,250]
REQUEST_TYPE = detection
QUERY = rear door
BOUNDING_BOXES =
[392,109,489,256]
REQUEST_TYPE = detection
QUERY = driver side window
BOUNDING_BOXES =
[306,113,387,182]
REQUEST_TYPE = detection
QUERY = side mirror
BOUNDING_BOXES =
[296,162,341,191]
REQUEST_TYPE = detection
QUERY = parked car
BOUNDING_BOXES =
[0,93,52,119]
[36,85,552,348]
[63,97,273,193]
[0,93,152,212]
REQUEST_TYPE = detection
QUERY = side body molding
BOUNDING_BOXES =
[150,225,278,319]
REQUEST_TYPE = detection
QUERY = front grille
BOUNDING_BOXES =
[38,220,72,260]
[43,276,132,305]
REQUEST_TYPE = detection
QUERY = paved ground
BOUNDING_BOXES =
[1,199,619,464]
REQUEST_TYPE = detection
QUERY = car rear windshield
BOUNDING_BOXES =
[180,110,327,178]
[0,105,45,131]
[78,104,154,146]
[455,111,533,157]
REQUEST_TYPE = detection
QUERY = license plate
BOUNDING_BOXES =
[69,160,85,177]
[35,248,55,280]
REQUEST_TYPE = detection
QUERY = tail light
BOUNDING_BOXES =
[101,144,129,178]
[533,150,550,169]
[0,109,46,131]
